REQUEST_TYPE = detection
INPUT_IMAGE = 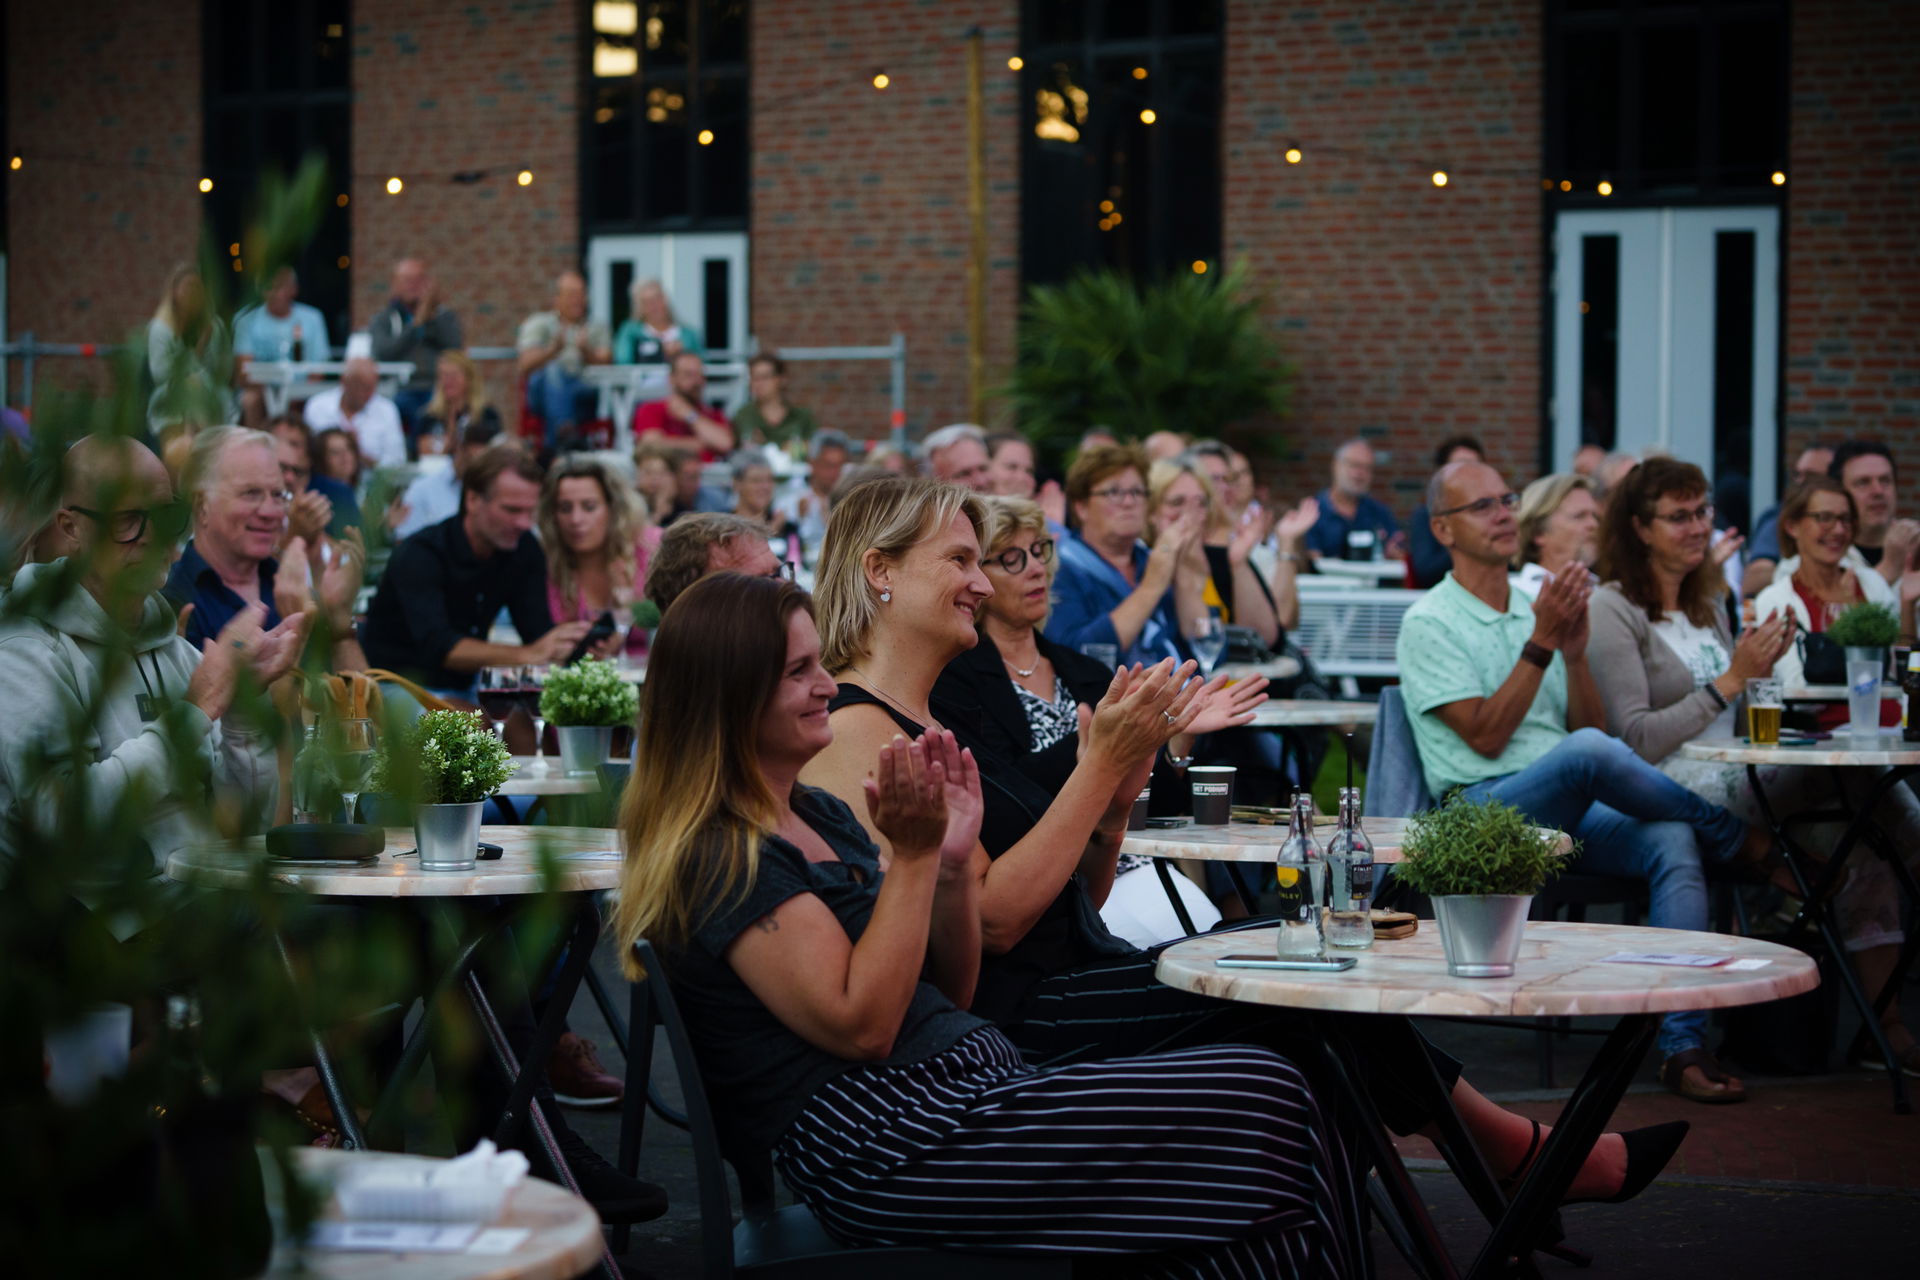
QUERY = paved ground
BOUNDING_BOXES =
[523,930,1920,1278]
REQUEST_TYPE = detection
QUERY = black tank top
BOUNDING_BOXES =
[828,683,1135,1023]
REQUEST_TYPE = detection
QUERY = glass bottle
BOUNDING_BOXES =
[1324,785,1376,949]
[1275,790,1325,958]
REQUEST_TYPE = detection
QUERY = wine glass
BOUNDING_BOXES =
[1187,611,1227,677]
[476,667,516,742]
[325,718,376,825]
[523,666,549,759]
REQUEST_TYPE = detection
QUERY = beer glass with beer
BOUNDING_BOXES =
[1746,678,1784,745]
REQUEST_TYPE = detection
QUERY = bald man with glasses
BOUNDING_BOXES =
[1396,459,1770,1103]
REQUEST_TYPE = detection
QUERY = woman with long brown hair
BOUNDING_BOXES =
[611,572,1369,1275]
[1593,464,1920,1083]
[536,456,657,657]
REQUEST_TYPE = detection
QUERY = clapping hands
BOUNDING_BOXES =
[863,730,982,873]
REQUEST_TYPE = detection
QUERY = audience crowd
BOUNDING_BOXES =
[10,249,1920,1267]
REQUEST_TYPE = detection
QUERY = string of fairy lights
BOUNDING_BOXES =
[12,26,1865,218]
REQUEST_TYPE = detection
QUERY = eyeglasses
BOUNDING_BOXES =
[280,461,311,484]
[987,538,1055,574]
[1799,509,1854,529]
[231,486,295,510]
[1433,491,1520,519]
[1091,486,1148,503]
[68,501,191,545]
[1648,502,1715,528]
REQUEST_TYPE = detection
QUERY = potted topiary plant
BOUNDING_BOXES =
[1826,602,1900,735]
[1392,795,1569,978]
[372,709,514,870]
[539,656,639,775]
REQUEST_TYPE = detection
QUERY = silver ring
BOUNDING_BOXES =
[1162,709,1176,726]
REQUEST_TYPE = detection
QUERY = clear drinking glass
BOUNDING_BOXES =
[325,718,376,823]
[1745,678,1783,745]
[1078,643,1119,669]
[523,666,549,759]
[1187,611,1226,676]
[476,667,516,741]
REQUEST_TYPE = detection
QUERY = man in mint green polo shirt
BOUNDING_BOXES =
[1398,458,1764,1106]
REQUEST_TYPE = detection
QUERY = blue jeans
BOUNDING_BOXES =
[1458,728,1746,1059]
[527,365,596,443]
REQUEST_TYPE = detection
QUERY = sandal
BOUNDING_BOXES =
[1851,1036,1920,1079]
[1660,1047,1748,1104]
[1497,1118,1543,1193]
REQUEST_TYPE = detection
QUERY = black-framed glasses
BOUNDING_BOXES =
[1648,502,1715,528]
[67,501,191,545]
[987,538,1055,574]
[1433,491,1520,520]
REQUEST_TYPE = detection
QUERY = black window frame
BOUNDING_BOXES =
[582,0,750,236]
[1018,0,1224,287]
[201,0,353,341]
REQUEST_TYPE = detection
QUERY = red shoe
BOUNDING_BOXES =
[548,1032,624,1109]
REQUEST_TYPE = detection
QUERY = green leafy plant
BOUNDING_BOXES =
[631,598,663,631]
[1394,795,1570,898]
[997,263,1293,460]
[373,709,514,805]
[539,656,639,728]
[1825,601,1900,649]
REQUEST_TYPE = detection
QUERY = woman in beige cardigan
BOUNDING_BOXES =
[1589,458,1920,1079]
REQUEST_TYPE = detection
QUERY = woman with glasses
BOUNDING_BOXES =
[1592,464,1920,1084]
[1511,473,1602,600]
[931,497,1266,944]
[1046,443,1201,666]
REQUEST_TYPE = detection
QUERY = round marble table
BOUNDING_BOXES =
[1216,655,1303,683]
[1157,919,1816,1018]
[497,757,603,798]
[1158,921,1818,1280]
[1244,698,1377,729]
[1311,558,1406,581]
[1677,731,1920,1113]
[1122,817,1409,865]
[269,1148,602,1280]
[1785,682,1901,702]
[168,827,624,897]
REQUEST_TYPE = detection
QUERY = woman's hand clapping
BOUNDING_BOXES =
[1185,673,1271,736]
[1085,659,1205,775]
[863,730,981,874]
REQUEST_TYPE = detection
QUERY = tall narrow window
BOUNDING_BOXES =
[202,0,352,336]
[1019,0,1223,285]
[586,0,749,233]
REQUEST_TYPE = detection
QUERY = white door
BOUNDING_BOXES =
[585,232,749,357]
[1552,207,1780,523]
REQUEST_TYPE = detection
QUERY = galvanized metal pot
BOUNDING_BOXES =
[1432,894,1533,978]
[415,801,483,871]
[556,725,614,777]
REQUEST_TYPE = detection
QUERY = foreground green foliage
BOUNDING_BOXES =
[998,264,1293,459]
[1395,795,1570,898]
[539,655,639,728]
[1825,601,1900,649]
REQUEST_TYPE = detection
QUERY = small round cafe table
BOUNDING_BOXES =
[268,1148,603,1280]
[498,758,602,799]
[1157,921,1817,1280]
[1243,698,1378,730]
[171,828,626,1279]
[1677,732,1920,1111]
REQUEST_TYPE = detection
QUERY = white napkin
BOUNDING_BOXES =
[334,1140,530,1223]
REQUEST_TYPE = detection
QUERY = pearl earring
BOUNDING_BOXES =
[880,590,892,603]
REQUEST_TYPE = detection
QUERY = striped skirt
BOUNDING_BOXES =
[775,1027,1371,1279]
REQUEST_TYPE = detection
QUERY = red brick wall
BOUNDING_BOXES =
[5,0,204,399]
[749,0,1022,442]
[1782,0,1920,482]
[351,0,581,426]
[1222,0,1543,517]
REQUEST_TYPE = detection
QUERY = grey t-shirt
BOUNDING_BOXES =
[665,785,986,1157]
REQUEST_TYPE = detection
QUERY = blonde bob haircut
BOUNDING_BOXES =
[1144,456,1221,546]
[1512,472,1597,569]
[813,474,987,673]
[976,495,1054,623]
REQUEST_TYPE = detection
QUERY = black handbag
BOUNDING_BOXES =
[1798,631,1846,685]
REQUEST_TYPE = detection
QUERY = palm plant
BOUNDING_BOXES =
[997,264,1293,459]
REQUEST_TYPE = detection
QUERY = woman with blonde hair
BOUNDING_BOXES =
[148,262,233,430]
[1149,455,1291,648]
[416,350,502,455]
[1511,472,1601,599]
[799,476,1680,1205]
[537,455,658,657]
[613,278,702,365]
[611,571,1369,1274]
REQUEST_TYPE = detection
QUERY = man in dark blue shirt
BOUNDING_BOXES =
[1304,438,1406,563]
[359,444,589,697]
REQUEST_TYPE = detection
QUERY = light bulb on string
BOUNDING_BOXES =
[872,72,890,90]
[1008,55,1023,71]
[1431,170,1448,187]
[1285,147,1302,164]
[386,176,404,195]
[1597,180,1613,197]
